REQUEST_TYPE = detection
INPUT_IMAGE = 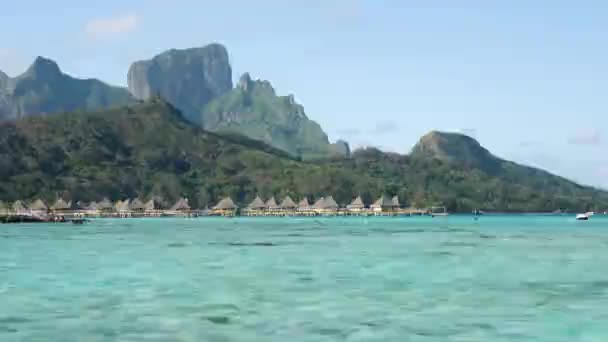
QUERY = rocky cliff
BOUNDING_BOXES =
[202,73,342,159]
[127,44,233,123]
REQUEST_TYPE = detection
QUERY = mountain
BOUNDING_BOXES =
[411,131,502,172]
[127,44,233,124]
[1,101,606,212]
[202,72,343,159]
[0,57,133,121]
[1,45,345,159]
[410,131,603,210]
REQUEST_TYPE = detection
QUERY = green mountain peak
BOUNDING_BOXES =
[202,73,334,159]
[411,131,495,167]
[24,56,62,79]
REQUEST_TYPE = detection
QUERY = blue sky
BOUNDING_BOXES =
[1,0,607,188]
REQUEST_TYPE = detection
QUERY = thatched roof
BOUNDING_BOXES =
[86,201,99,210]
[313,197,326,209]
[97,198,114,210]
[145,199,161,210]
[171,198,190,211]
[298,197,311,209]
[324,196,339,209]
[51,198,71,210]
[29,199,48,211]
[12,200,27,211]
[130,198,146,211]
[372,195,395,208]
[114,200,122,210]
[313,196,338,210]
[214,197,237,210]
[266,196,280,209]
[347,196,365,209]
[392,196,400,207]
[116,199,131,212]
[248,196,267,210]
[280,196,297,209]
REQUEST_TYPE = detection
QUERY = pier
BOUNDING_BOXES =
[0,195,436,222]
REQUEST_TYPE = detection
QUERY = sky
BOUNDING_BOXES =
[1,0,607,188]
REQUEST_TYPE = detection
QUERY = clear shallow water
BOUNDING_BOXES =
[1,215,608,341]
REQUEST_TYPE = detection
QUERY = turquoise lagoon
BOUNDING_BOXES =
[1,215,608,341]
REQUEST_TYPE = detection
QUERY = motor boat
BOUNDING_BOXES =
[576,213,590,221]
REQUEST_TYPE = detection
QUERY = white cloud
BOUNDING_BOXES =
[568,129,602,146]
[85,14,140,39]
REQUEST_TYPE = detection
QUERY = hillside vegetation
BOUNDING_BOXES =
[0,100,606,212]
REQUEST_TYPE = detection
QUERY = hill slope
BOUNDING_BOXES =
[0,99,364,208]
[0,104,606,212]
[203,73,341,159]
[0,57,133,120]
[409,131,605,210]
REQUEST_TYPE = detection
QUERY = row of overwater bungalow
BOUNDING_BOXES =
[0,197,198,218]
[229,194,426,217]
[1,194,429,219]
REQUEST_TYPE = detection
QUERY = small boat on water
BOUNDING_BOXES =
[576,212,594,221]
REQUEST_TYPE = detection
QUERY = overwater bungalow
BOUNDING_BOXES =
[280,196,297,215]
[213,197,238,216]
[170,198,191,215]
[116,199,132,218]
[82,201,100,216]
[29,199,49,217]
[114,200,123,212]
[325,196,339,213]
[97,198,114,215]
[347,196,366,214]
[313,196,339,215]
[297,197,314,216]
[12,200,28,215]
[50,198,71,213]
[265,196,282,216]
[129,198,146,216]
[144,198,163,217]
[371,195,399,215]
[244,196,267,216]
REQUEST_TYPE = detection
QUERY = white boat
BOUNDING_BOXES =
[576,213,589,221]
